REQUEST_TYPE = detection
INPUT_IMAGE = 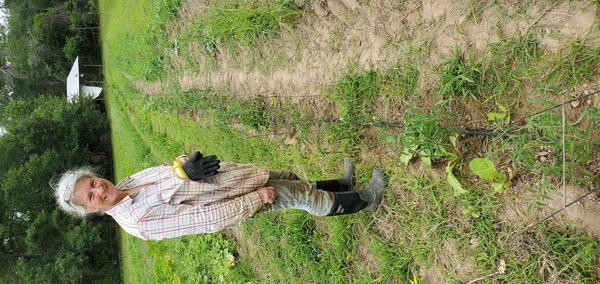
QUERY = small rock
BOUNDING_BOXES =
[584,90,589,95]
[571,100,579,108]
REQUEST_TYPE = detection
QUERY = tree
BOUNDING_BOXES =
[0,95,117,282]
[3,0,102,99]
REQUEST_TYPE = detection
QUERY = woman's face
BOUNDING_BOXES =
[73,177,123,212]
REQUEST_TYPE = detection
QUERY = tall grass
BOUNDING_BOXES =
[439,48,485,100]
[197,0,302,52]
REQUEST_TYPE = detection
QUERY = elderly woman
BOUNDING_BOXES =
[54,152,387,240]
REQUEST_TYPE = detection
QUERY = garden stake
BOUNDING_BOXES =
[514,90,599,123]
[561,105,566,209]
[522,186,600,232]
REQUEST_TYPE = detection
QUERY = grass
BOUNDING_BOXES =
[439,48,486,101]
[99,0,600,283]
[196,0,302,52]
[100,0,180,80]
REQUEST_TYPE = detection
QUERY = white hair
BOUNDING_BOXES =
[53,168,98,218]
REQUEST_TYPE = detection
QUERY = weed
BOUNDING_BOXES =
[505,226,600,283]
[380,63,420,100]
[458,190,502,219]
[545,40,600,89]
[545,230,600,280]
[502,105,599,186]
[481,33,540,105]
[524,183,554,213]
[368,236,413,282]
[327,67,381,154]
[469,158,510,194]
[232,97,270,129]
[196,0,302,52]
[438,48,485,100]
[489,33,540,67]
[398,106,454,167]
[333,68,380,122]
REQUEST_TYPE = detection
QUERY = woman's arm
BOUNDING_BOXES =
[138,190,265,240]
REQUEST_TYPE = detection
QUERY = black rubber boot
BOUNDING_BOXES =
[327,168,387,215]
[326,191,368,215]
[315,180,349,192]
[340,156,355,189]
[315,157,355,192]
[359,168,387,211]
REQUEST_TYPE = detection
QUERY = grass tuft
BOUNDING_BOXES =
[439,48,485,100]
[197,0,302,52]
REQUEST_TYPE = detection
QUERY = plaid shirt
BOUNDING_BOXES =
[105,162,269,240]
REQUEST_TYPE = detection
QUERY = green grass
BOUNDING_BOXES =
[544,39,600,89]
[332,67,380,122]
[100,0,180,80]
[196,0,302,52]
[100,0,600,283]
[439,48,486,100]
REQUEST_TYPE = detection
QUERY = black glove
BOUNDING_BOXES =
[183,151,221,180]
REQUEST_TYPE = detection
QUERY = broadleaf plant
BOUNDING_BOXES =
[469,158,510,193]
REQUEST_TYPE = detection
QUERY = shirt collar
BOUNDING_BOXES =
[105,195,133,215]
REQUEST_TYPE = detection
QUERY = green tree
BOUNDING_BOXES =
[0,95,117,282]
[2,0,101,99]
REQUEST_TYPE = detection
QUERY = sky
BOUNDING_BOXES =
[0,0,6,26]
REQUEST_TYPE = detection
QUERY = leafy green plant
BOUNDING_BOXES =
[469,158,510,193]
[399,108,453,167]
[487,103,510,126]
[445,135,468,196]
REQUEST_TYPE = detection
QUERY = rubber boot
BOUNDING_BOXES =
[327,168,387,215]
[359,168,387,211]
[315,157,355,192]
[327,191,368,215]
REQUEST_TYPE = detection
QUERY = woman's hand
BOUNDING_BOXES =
[182,151,221,180]
[257,186,277,204]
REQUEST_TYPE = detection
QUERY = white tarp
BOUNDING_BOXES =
[66,56,102,102]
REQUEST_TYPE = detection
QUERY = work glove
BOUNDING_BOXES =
[183,151,221,180]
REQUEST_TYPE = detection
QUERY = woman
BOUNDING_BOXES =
[54,152,387,240]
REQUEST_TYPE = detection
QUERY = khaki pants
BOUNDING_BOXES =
[259,170,334,216]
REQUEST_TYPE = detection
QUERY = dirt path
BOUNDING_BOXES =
[135,0,600,101]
